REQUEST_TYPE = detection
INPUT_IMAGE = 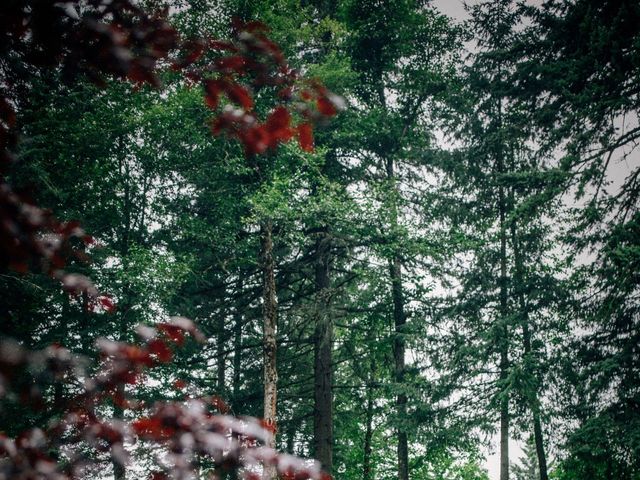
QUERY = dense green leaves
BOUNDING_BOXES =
[2,1,639,479]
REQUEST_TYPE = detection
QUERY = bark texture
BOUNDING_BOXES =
[261,221,278,480]
[232,278,244,412]
[499,192,509,480]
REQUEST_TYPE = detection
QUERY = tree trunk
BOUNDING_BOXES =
[363,361,375,480]
[80,291,91,354]
[261,220,278,480]
[217,294,226,394]
[385,156,409,480]
[113,384,126,480]
[313,227,333,474]
[390,255,409,480]
[114,286,129,480]
[511,222,549,480]
[498,163,510,480]
[113,300,127,480]
[286,420,296,455]
[532,413,548,480]
[114,167,131,480]
[494,93,511,480]
[232,278,244,413]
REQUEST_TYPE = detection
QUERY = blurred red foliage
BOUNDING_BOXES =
[0,1,341,478]
[0,0,342,295]
[0,318,329,479]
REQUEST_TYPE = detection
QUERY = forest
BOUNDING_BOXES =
[0,0,639,479]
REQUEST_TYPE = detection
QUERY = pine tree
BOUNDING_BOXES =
[511,437,540,480]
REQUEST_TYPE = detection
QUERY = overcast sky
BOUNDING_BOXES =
[431,0,471,21]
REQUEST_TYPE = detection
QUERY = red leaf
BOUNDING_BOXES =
[215,55,246,73]
[317,96,337,116]
[240,20,269,33]
[122,345,152,366]
[265,107,293,147]
[211,116,230,135]
[127,64,157,86]
[112,390,128,407]
[241,126,269,155]
[158,323,185,345]
[132,417,174,440]
[207,395,229,413]
[224,82,253,110]
[204,79,224,109]
[297,123,314,152]
[281,469,295,480]
[259,37,285,63]
[98,295,116,313]
[209,40,238,52]
[173,379,187,390]
[266,107,290,131]
[181,39,205,66]
[148,339,173,363]
[278,87,293,100]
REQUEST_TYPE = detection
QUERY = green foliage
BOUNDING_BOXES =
[3,0,639,478]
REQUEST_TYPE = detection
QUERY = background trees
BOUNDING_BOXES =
[2,1,639,480]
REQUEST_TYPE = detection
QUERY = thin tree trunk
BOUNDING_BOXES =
[114,287,129,480]
[495,95,510,480]
[313,227,333,474]
[113,301,127,480]
[385,156,409,480]
[261,220,278,480]
[390,255,409,480]
[497,154,510,480]
[217,290,226,394]
[114,166,131,480]
[80,291,91,354]
[532,413,548,480]
[113,384,126,480]
[54,295,72,410]
[232,278,244,412]
[363,361,375,480]
[511,221,549,480]
[498,184,509,480]
[286,421,296,455]
[230,279,244,480]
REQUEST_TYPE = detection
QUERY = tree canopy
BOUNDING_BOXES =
[1,1,638,480]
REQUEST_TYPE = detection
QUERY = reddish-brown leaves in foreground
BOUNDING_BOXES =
[0,0,180,290]
[0,322,328,480]
[1,5,342,285]
[193,19,342,157]
[297,123,314,152]
[0,184,99,297]
[0,4,340,480]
